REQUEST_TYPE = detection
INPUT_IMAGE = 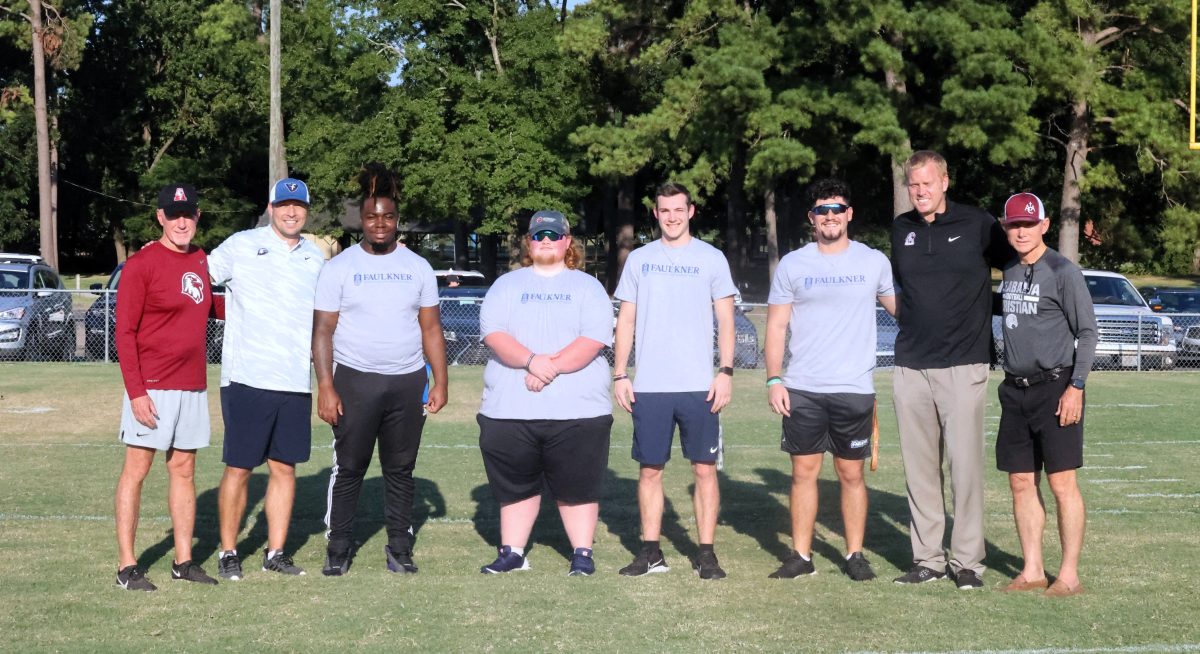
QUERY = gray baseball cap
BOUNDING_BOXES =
[528,210,569,236]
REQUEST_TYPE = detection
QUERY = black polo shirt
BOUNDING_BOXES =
[890,200,1013,369]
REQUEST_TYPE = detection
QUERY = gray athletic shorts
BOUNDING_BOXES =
[119,389,210,451]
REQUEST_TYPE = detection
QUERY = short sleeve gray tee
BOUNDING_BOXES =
[614,239,737,393]
[313,245,438,375]
[767,241,895,394]
[479,267,613,420]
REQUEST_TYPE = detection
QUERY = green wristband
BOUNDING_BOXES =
[766,376,783,387]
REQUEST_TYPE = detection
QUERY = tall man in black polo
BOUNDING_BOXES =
[890,150,1014,589]
[995,192,1096,597]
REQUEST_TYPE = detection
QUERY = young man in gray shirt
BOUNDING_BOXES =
[613,182,737,580]
[995,192,1096,597]
[764,178,895,582]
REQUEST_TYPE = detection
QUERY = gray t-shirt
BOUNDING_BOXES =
[314,245,438,375]
[999,248,1097,380]
[614,238,737,393]
[768,241,895,394]
[479,267,613,420]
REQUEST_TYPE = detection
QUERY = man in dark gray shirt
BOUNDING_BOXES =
[996,192,1097,598]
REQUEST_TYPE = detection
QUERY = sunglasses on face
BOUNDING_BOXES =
[531,231,565,242]
[811,203,850,216]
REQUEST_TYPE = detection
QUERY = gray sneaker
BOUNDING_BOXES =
[262,550,306,576]
[217,552,243,581]
[116,565,157,591]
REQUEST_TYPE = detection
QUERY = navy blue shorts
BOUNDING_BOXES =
[631,391,720,465]
[220,382,313,468]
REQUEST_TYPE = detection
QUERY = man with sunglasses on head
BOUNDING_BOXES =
[475,211,614,576]
[613,182,737,580]
[764,178,895,582]
[890,151,1014,589]
[995,193,1095,597]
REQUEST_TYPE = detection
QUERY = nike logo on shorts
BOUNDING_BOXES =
[709,446,719,454]
[948,236,962,243]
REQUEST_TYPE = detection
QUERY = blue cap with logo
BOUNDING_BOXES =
[270,178,310,206]
[528,210,569,236]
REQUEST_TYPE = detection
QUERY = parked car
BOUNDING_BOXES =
[1140,287,1200,366]
[1083,270,1176,370]
[0,253,75,360]
[84,263,225,363]
[435,268,489,299]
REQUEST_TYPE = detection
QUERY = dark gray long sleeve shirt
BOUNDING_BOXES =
[998,248,1098,380]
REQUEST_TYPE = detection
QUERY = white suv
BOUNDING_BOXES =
[1083,269,1176,370]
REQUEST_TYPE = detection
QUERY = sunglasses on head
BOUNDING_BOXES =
[811,203,850,216]
[531,230,565,242]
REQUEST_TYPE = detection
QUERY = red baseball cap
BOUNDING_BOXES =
[1002,193,1045,225]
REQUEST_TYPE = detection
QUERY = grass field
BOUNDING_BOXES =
[1,363,1198,653]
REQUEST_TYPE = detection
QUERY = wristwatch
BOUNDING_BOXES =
[1070,378,1085,390]
[718,366,734,377]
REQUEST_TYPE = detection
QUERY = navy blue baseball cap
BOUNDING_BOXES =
[270,178,310,206]
[528,210,569,236]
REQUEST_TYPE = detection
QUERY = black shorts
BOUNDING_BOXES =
[996,374,1084,474]
[478,414,612,504]
[221,382,312,468]
[780,389,874,460]
[631,392,720,465]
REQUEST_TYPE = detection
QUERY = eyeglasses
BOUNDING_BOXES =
[811,203,850,216]
[531,231,565,242]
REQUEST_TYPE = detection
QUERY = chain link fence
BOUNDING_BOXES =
[3,289,1197,371]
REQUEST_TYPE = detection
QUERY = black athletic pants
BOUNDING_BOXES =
[325,364,427,550]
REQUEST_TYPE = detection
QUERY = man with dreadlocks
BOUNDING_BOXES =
[312,163,449,576]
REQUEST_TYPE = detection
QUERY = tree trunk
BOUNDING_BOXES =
[268,0,287,184]
[764,186,779,285]
[726,142,748,289]
[1058,98,1088,263]
[454,220,470,270]
[30,0,56,270]
[112,224,128,264]
[884,57,913,219]
[606,178,637,294]
[480,232,498,281]
[50,110,58,262]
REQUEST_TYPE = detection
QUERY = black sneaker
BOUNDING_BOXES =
[480,546,530,574]
[385,545,418,574]
[171,560,218,585]
[323,543,352,577]
[692,549,727,580]
[567,548,595,577]
[263,550,306,576]
[893,565,946,584]
[768,551,816,579]
[116,565,157,591]
[954,569,983,589]
[845,552,876,581]
[618,547,669,576]
[217,552,243,581]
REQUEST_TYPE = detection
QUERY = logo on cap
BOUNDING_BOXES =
[1025,202,1035,214]
[174,187,188,202]
[286,183,298,192]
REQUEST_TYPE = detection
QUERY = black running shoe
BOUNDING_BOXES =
[618,547,669,576]
[893,565,946,584]
[845,552,876,581]
[217,552,243,581]
[171,560,218,585]
[323,544,352,577]
[692,549,727,580]
[385,545,418,574]
[263,550,306,576]
[768,551,816,579]
[116,565,157,592]
[954,569,983,589]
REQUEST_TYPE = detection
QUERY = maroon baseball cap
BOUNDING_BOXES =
[1002,193,1045,226]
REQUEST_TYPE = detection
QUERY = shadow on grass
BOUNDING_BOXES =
[139,465,446,569]
[598,467,696,560]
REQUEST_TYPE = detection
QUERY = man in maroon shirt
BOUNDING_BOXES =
[113,184,218,591]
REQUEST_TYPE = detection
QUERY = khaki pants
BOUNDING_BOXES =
[894,364,988,575]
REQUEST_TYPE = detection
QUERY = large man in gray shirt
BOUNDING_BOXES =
[995,192,1096,598]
